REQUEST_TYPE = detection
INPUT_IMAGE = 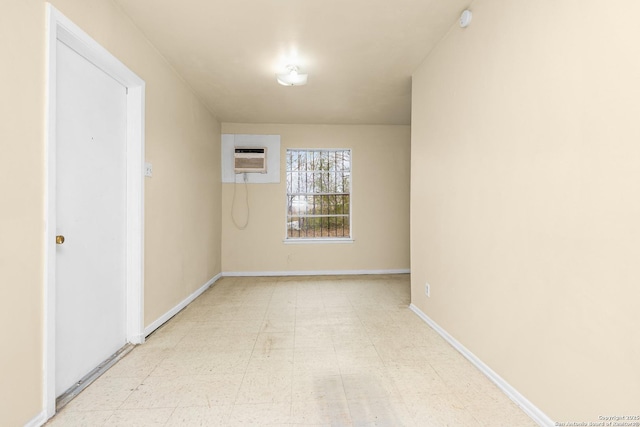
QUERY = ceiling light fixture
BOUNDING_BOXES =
[276,65,308,86]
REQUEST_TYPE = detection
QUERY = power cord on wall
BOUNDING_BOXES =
[231,172,250,230]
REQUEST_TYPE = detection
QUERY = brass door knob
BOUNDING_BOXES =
[56,235,65,245]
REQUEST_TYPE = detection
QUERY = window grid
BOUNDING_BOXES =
[286,149,351,239]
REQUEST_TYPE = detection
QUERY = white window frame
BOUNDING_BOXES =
[284,148,353,243]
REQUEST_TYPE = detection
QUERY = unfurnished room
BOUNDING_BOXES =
[1,0,639,426]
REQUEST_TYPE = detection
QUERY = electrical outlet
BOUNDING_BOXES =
[144,162,153,177]
[425,282,431,298]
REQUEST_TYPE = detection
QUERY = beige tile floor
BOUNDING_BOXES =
[47,275,537,426]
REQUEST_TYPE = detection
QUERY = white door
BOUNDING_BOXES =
[55,40,128,396]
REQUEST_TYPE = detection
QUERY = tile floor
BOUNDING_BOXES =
[46,275,537,426]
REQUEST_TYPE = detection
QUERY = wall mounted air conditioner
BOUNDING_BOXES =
[234,147,267,173]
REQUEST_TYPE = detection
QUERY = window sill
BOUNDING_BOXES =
[283,238,354,245]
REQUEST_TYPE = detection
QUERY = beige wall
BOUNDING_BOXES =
[0,2,47,425]
[0,1,221,425]
[411,0,640,422]
[221,123,410,273]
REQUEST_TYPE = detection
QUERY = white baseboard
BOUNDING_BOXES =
[144,273,222,337]
[129,333,145,345]
[24,410,47,427]
[409,304,554,427]
[222,269,410,277]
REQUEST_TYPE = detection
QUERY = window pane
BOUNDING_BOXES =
[286,149,351,240]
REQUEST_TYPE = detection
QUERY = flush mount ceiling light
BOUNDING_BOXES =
[276,65,308,86]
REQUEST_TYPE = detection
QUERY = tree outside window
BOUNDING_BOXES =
[286,149,351,239]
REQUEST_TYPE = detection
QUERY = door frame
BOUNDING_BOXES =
[44,4,145,418]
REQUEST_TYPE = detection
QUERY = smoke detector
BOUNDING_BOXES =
[459,10,472,28]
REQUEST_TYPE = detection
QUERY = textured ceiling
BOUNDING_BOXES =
[114,0,471,125]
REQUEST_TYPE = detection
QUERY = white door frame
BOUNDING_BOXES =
[44,4,145,419]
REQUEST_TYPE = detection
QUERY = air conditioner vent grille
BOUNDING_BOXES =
[235,157,264,170]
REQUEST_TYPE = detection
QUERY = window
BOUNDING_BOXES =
[286,149,351,240]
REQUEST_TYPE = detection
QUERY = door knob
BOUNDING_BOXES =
[56,235,65,245]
